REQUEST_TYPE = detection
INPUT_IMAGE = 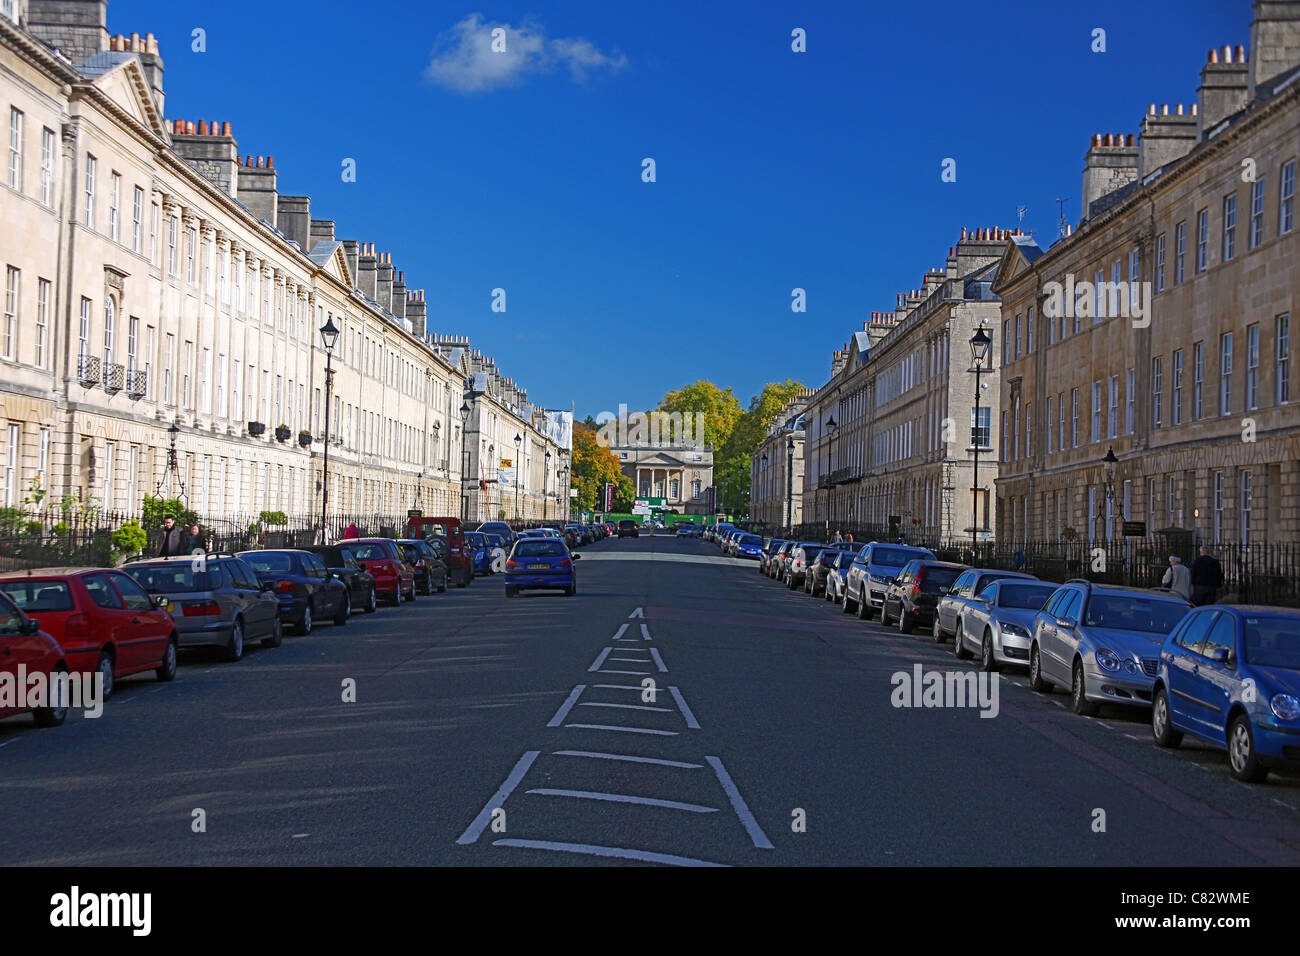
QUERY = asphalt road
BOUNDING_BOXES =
[3,532,1299,866]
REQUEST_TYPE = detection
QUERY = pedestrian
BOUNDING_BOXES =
[1014,547,1026,571]
[343,522,360,540]
[1161,555,1192,601]
[187,523,206,555]
[158,515,184,557]
[833,529,843,543]
[1190,546,1224,606]
[845,532,853,543]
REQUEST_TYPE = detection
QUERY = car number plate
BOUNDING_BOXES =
[528,563,548,569]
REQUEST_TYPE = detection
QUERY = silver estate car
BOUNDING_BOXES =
[953,578,1059,671]
[933,569,1037,644]
[1029,580,1191,715]
[124,555,282,662]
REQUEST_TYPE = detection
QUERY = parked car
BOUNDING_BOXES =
[805,548,845,597]
[617,519,639,539]
[953,578,1060,670]
[1029,580,1190,716]
[1153,605,1300,782]
[122,555,281,661]
[843,543,936,620]
[881,560,969,633]
[505,537,581,597]
[238,549,351,634]
[675,523,698,538]
[825,548,862,604]
[784,543,824,589]
[463,532,494,576]
[337,538,416,605]
[934,569,1038,644]
[733,532,763,559]
[0,568,178,698]
[760,539,787,576]
[405,516,474,587]
[478,521,516,548]
[301,544,380,613]
[769,540,796,580]
[0,590,70,726]
[396,539,450,595]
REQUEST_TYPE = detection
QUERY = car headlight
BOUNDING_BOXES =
[1270,694,1300,720]
[1000,621,1030,639]
[1095,648,1122,672]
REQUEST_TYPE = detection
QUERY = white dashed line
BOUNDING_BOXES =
[597,669,651,676]
[456,750,540,845]
[578,701,673,713]
[628,608,644,619]
[547,685,586,727]
[526,788,719,813]
[551,750,703,769]
[609,623,630,641]
[706,756,774,849]
[640,624,653,642]
[564,723,679,736]
[648,648,668,673]
[591,684,650,691]
[669,686,700,729]
[587,648,613,672]
[492,838,725,867]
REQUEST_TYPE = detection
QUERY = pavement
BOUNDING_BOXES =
[3,531,1299,866]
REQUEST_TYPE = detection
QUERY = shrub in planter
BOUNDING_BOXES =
[112,520,149,564]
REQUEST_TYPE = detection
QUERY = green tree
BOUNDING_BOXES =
[717,380,807,512]
[656,380,744,448]
[572,423,634,515]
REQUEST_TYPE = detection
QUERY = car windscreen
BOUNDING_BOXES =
[997,583,1057,609]
[918,566,963,593]
[308,548,344,566]
[739,534,762,545]
[870,547,926,567]
[241,552,296,574]
[349,543,391,561]
[125,564,216,593]
[618,521,636,528]
[0,579,76,612]
[515,540,566,558]
[1083,595,1187,633]
[400,541,436,557]
[464,533,485,547]
[801,546,824,559]
[1243,616,1300,668]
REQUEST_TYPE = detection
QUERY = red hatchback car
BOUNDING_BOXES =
[0,589,69,727]
[0,568,179,699]
[337,538,416,605]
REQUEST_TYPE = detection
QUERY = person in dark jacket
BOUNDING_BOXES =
[1190,547,1224,606]
[186,523,206,554]
[158,516,184,557]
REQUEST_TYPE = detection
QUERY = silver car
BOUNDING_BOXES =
[933,569,1037,644]
[953,578,1059,671]
[843,543,935,620]
[124,555,282,662]
[825,548,861,604]
[1029,581,1191,715]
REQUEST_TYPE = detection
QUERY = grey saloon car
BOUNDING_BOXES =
[124,555,282,662]
[933,569,1037,644]
[953,578,1060,671]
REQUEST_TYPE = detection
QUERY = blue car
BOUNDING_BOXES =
[1153,605,1300,782]
[505,537,580,597]
[734,532,763,559]
[464,532,492,575]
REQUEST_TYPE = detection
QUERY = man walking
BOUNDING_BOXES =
[1162,555,1193,601]
[158,515,184,557]
[832,529,843,543]
[1190,546,1224,606]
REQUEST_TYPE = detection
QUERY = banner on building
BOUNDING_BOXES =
[543,410,573,450]
[498,459,515,489]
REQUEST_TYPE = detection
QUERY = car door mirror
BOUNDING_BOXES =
[572,553,582,560]
[154,594,170,608]
[20,617,41,635]
[1056,618,1073,628]
[1208,647,1230,663]
[259,581,273,592]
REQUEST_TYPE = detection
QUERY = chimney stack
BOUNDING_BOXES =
[1198,46,1250,139]
[1139,103,1199,179]
[277,195,311,250]
[236,154,277,223]
[1249,0,1300,99]
[27,0,109,67]
[407,291,428,338]
[1081,132,1139,221]
[170,119,239,197]
[357,243,378,299]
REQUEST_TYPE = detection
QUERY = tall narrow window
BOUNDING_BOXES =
[1250,178,1266,249]
[1240,470,1252,546]
[163,333,174,404]
[1220,332,1233,415]
[186,227,197,283]
[35,277,49,368]
[1026,305,1034,354]
[1091,380,1102,443]
[1,265,17,360]
[1046,396,1055,453]
[183,340,193,408]
[167,216,177,275]
[109,171,120,241]
[84,154,96,226]
[1070,388,1079,448]
[1172,349,1183,425]
[1155,233,1166,291]
[1193,342,1204,420]
[1125,368,1135,435]
[1174,221,1186,283]
[7,107,22,190]
[39,127,54,205]
[149,203,158,263]
[1151,357,1163,428]
[4,424,18,507]
[1094,268,1105,321]
[1058,393,1065,451]
[78,297,90,365]
[1128,248,1140,311]
[103,297,115,368]
[1108,374,1119,439]
[1281,160,1296,235]
[1222,194,1237,261]
[1195,208,1208,272]
[1278,314,1291,404]
[131,185,143,253]
[1246,323,1259,410]
[127,315,138,373]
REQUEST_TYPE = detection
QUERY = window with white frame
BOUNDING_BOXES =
[1151,356,1163,428]
[1223,194,1236,261]
[149,202,158,263]
[1155,234,1166,291]
[1128,248,1140,310]
[1172,349,1183,425]
[1125,368,1135,434]
[1070,388,1079,448]
[3,423,17,507]
[40,127,54,206]
[109,171,120,242]
[1281,160,1295,235]
[78,297,90,365]
[1250,178,1265,249]
[131,186,143,253]
[1193,341,1204,419]
[1026,305,1034,354]
[1108,374,1118,438]
[1,265,16,360]
[35,277,49,368]
[167,216,177,275]
[1174,221,1186,283]
[1046,396,1055,452]
[186,227,196,283]
[127,315,138,373]
[1246,323,1259,410]
[1058,392,1066,451]
[163,333,174,403]
[1195,208,1208,272]
[1091,380,1101,442]
[1220,331,1233,415]
[84,154,96,227]
[103,297,114,368]
[1278,314,1290,405]
[7,107,22,190]
[1240,469,1252,546]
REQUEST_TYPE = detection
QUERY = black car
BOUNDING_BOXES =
[300,544,379,614]
[237,549,351,635]
[617,519,639,539]
[880,560,970,634]
[396,539,450,595]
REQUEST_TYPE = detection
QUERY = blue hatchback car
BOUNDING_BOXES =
[1152,605,1300,782]
[505,538,580,597]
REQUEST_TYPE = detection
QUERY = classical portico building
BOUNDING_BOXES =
[610,444,713,515]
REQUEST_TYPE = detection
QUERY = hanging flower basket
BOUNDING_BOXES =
[297,430,313,447]
[275,425,291,442]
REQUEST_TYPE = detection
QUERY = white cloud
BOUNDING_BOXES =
[424,14,627,93]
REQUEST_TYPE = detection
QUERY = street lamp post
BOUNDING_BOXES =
[459,400,470,522]
[824,415,837,536]
[1102,445,1119,542]
[544,449,552,522]
[513,433,522,522]
[761,453,769,527]
[969,325,993,561]
[318,317,339,534]
[787,435,795,533]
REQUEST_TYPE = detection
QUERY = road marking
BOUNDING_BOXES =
[640,623,653,642]
[587,648,613,672]
[0,739,21,749]
[552,750,703,769]
[610,623,630,641]
[648,648,668,672]
[629,607,644,619]
[706,756,774,849]
[564,723,679,736]
[1273,798,1297,811]
[579,701,672,713]
[547,685,586,727]
[492,838,726,867]
[592,684,650,691]
[526,788,719,813]
[669,686,700,729]
[597,669,651,676]
[608,656,651,663]
[1096,721,1113,730]
[456,750,540,845]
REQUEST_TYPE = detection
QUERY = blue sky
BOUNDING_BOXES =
[122,0,1245,418]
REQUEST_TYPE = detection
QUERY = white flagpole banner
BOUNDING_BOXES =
[544,410,573,449]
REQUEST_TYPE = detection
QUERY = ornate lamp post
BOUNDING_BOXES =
[513,433,522,522]
[1102,445,1119,540]
[824,415,837,534]
[544,449,552,522]
[459,400,471,521]
[969,325,993,559]
[787,435,796,532]
[318,316,339,533]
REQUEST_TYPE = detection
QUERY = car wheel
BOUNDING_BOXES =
[299,604,313,636]
[842,591,855,614]
[32,664,69,727]
[981,630,1000,673]
[407,579,417,602]
[880,601,891,626]
[365,587,378,613]
[1029,644,1052,692]
[953,621,972,660]
[898,607,914,634]
[505,586,518,598]
[437,573,447,593]
[933,615,946,643]
[225,619,245,662]
[1071,660,1099,716]
[565,585,576,596]
[95,650,115,700]
[857,592,871,620]
[1151,688,1182,748]
[1228,714,1268,782]
[262,617,283,648]
[155,637,178,682]
[334,592,351,626]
